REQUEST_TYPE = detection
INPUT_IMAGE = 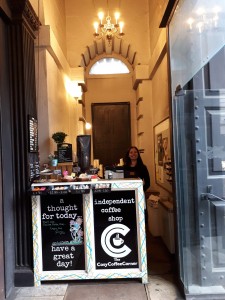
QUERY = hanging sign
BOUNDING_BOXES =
[28,115,38,153]
[93,190,139,270]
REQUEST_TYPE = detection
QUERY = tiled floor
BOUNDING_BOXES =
[146,232,184,300]
[8,232,184,300]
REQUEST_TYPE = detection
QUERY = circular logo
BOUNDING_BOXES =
[101,223,131,258]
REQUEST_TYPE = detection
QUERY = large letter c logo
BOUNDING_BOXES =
[101,223,131,258]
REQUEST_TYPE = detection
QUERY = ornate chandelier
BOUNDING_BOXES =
[93,10,125,45]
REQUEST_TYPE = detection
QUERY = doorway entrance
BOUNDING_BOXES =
[91,102,131,166]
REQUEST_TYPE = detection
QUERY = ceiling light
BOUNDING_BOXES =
[93,4,125,46]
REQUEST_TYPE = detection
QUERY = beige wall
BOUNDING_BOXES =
[36,47,82,165]
[65,0,150,67]
[145,0,171,198]
[35,23,84,166]
[152,54,170,124]
[85,74,136,164]
[34,0,173,200]
[43,0,67,58]
[136,80,153,181]
[149,0,169,55]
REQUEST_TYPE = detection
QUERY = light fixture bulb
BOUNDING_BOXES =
[115,12,120,24]
[98,12,104,24]
[85,122,92,130]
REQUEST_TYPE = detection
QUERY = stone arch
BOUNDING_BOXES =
[80,37,138,71]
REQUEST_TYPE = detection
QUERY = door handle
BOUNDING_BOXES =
[201,192,225,202]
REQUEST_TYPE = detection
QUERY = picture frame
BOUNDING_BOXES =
[154,117,172,193]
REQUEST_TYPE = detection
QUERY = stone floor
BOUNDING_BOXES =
[8,232,184,300]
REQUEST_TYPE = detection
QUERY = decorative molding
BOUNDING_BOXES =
[23,1,41,31]
[8,0,41,31]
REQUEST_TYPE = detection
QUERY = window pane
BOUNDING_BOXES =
[89,58,129,75]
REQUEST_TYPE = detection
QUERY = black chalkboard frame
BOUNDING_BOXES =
[93,189,140,271]
[57,143,73,163]
[40,193,86,272]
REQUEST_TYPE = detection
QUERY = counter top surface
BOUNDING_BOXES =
[31,178,143,186]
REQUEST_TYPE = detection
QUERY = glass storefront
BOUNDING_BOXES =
[169,0,225,95]
[169,0,225,298]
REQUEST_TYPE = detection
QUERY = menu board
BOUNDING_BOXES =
[41,194,85,271]
[29,160,40,181]
[93,190,139,270]
[28,115,38,153]
[57,143,72,163]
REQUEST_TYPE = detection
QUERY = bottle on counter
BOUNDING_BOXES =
[72,162,81,176]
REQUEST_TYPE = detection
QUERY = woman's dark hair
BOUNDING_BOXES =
[124,146,144,166]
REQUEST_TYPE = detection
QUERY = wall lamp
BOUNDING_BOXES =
[79,117,92,130]
[67,80,83,100]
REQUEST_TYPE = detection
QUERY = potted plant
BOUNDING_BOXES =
[52,132,68,144]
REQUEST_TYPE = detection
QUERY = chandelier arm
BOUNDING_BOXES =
[93,4,125,47]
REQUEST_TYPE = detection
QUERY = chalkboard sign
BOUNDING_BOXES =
[57,143,73,163]
[28,152,40,182]
[29,161,40,181]
[28,115,38,153]
[93,190,139,270]
[41,194,85,271]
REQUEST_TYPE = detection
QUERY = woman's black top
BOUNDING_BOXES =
[124,164,150,191]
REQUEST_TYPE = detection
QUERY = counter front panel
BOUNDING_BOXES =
[31,179,148,285]
[93,190,139,270]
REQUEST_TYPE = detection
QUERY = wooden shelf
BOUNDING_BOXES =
[137,131,144,136]
[136,97,143,105]
[137,114,143,120]
[133,78,142,90]
[78,82,87,93]
[78,99,85,107]
[79,116,85,123]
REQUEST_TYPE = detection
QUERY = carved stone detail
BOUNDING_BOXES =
[23,1,41,31]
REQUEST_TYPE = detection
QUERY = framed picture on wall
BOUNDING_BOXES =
[154,117,172,193]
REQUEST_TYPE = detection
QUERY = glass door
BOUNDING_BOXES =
[169,0,225,298]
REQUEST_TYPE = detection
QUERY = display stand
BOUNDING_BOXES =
[31,179,148,286]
